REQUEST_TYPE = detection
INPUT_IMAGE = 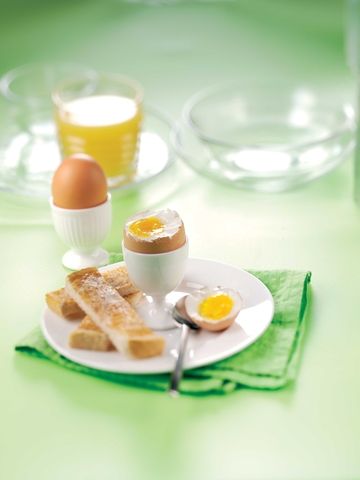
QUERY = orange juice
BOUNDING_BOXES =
[55,95,142,179]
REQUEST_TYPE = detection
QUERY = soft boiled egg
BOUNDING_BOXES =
[52,154,107,209]
[185,287,243,331]
[123,209,186,254]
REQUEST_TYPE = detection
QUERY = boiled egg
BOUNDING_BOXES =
[185,287,243,331]
[52,154,107,209]
[123,209,186,254]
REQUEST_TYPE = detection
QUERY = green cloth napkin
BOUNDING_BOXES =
[15,253,311,395]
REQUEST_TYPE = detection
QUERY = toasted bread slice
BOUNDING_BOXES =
[69,316,114,351]
[68,292,143,352]
[122,291,143,307]
[45,288,84,320]
[66,268,164,359]
[102,266,139,297]
[45,265,140,320]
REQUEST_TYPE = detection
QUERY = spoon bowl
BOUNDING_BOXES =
[172,295,200,330]
[169,295,200,397]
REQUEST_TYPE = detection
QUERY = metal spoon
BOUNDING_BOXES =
[169,295,200,397]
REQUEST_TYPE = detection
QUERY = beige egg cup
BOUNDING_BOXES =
[123,239,189,330]
[50,194,112,270]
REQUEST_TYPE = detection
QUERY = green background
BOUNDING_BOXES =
[1,1,359,479]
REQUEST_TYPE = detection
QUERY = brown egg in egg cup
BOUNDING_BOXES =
[122,209,188,330]
[50,154,111,270]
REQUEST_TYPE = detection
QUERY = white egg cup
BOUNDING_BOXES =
[50,193,112,270]
[122,239,189,330]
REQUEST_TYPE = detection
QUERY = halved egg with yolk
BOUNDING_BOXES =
[185,287,243,331]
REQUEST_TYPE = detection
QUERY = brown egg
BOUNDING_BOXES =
[123,209,186,254]
[52,154,107,209]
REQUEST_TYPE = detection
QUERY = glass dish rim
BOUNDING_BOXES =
[0,104,175,198]
[0,62,97,105]
[183,81,356,153]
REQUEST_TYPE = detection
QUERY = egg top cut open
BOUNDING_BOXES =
[123,209,186,254]
[185,287,243,331]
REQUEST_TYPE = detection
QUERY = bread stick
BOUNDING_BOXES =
[45,265,140,320]
[66,268,164,359]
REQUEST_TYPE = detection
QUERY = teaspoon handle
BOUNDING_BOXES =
[169,323,189,397]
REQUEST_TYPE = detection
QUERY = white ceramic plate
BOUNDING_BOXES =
[41,258,274,374]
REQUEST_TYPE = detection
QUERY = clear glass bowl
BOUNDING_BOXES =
[178,83,355,192]
[0,63,96,196]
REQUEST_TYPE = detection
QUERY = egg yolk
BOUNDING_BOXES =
[199,294,234,321]
[129,216,165,238]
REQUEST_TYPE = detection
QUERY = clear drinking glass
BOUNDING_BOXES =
[52,73,144,187]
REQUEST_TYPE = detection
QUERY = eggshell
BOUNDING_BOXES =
[123,211,186,254]
[189,315,236,332]
[52,154,107,209]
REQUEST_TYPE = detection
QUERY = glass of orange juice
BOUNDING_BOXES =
[52,73,143,186]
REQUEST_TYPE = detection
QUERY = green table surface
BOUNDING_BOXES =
[1,1,359,479]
